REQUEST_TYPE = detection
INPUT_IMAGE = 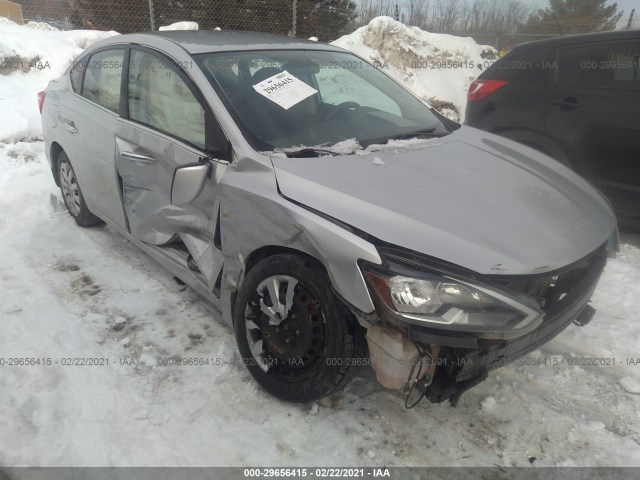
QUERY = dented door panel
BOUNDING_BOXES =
[115,119,226,289]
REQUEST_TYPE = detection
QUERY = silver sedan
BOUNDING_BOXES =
[40,31,618,406]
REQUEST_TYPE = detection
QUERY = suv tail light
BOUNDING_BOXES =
[38,91,46,114]
[467,80,508,102]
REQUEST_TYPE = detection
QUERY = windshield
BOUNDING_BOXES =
[195,49,451,153]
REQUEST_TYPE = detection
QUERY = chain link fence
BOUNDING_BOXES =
[2,1,639,48]
[4,1,356,42]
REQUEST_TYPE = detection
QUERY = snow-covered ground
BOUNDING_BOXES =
[1,18,640,468]
[1,141,640,467]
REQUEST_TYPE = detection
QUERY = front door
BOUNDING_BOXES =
[115,47,227,289]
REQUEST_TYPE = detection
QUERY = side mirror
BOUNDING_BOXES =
[171,163,210,206]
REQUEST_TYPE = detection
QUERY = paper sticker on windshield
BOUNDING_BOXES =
[252,70,317,110]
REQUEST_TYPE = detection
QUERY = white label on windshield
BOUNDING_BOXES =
[252,70,317,110]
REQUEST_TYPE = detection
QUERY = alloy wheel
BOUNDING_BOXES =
[59,161,81,217]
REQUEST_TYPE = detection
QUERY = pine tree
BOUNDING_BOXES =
[522,0,623,34]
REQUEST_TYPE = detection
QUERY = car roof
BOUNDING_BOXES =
[515,29,640,50]
[116,30,344,54]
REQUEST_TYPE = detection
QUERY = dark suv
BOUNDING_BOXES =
[465,30,640,224]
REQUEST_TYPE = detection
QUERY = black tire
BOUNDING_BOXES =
[233,254,367,403]
[57,152,101,227]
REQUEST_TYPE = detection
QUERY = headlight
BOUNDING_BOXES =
[366,269,542,338]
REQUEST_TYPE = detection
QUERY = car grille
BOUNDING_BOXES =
[489,244,607,312]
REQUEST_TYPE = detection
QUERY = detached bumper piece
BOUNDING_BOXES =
[415,246,607,405]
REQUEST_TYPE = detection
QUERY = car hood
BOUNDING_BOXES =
[270,129,617,275]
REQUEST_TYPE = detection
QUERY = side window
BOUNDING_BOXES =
[315,66,402,116]
[81,49,125,112]
[557,42,640,90]
[70,57,87,93]
[128,49,206,149]
[610,43,640,89]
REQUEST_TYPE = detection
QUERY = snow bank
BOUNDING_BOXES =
[0,21,118,142]
[159,21,199,31]
[332,16,497,121]
[0,107,29,143]
[0,17,59,30]
[25,21,60,31]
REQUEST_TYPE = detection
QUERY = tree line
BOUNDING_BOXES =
[12,0,634,40]
[357,0,630,35]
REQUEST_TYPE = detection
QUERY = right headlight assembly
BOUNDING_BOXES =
[364,266,543,339]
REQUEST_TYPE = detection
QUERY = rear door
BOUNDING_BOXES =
[546,40,640,217]
[115,47,228,289]
[59,48,128,228]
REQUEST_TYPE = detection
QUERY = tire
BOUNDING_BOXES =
[57,152,101,227]
[233,254,367,403]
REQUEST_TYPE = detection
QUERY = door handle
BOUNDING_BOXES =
[64,121,78,133]
[120,151,157,164]
[551,98,583,110]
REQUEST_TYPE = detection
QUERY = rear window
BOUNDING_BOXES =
[81,49,125,112]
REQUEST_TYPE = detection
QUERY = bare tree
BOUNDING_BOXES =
[456,0,529,33]
[405,0,430,27]
[354,0,394,27]
[351,0,531,34]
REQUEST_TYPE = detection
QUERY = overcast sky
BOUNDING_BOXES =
[509,0,636,16]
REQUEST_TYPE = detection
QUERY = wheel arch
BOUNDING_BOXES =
[50,142,64,187]
[217,168,381,328]
[244,245,325,277]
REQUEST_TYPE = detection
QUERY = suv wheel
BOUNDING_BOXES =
[233,254,367,402]
[57,152,101,227]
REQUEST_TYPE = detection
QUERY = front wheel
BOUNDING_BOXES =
[233,254,367,403]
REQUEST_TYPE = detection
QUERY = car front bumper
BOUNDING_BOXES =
[417,247,606,404]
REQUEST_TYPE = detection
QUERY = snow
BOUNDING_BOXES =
[266,138,363,157]
[266,138,445,158]
[620,376,640,394]
[0,17,59,30]
[25,21,60,31]
[332,16,498,121]
[0,106,29,143]
[2,137,640,468]
[158,21,199,31]
[480,396,496,410]
[0,21,118,142]
[1,18,640,468]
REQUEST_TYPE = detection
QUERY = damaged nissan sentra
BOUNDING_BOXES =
[40,31,619,407]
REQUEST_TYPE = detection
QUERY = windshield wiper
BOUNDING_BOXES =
[386,128,449,141]
[284,148,343,158]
